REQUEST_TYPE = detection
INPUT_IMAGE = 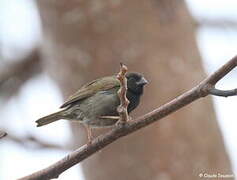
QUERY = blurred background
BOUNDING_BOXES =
[0,0,236,179]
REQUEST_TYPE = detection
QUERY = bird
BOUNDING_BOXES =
[36,72,148,143]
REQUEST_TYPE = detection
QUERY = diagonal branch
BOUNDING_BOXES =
[201,55,237,85]
[4,132,67,150]
[0,48,41,99]
[0,130,7,139]
[19,55,237,180]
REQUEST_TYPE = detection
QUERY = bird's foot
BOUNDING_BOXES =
[87,140,92,146]
[116,116,132,127]
[84,125,93,145]
[99,116,120,120]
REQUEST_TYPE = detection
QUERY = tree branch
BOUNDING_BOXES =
[4,132,67,150]
[19,55,237,180]
[0,130,7,139]
[0,48,41,99]
[209,88,237,97]
[196,18,237,30]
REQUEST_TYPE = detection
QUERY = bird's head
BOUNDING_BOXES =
[126,72,148,95]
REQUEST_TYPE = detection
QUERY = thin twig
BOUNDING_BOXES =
[19,55,237,180]
[196,18,237,30]
[0,131,7,139]
[2,131,66,150]
[0,48,41,99]
[11,135,66,150]
[209,88,237,97]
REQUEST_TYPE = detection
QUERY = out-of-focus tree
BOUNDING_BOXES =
[2,0,232,179]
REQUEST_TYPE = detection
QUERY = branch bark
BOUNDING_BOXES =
[0,48,41,99]
[19,55,237,180]
[196,18,237,30]
[4,132,66,150]
[0,130,7,139]
[209,88,237,97]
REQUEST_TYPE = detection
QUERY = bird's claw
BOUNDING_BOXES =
[116,116,132,127]
[99,116,120,120]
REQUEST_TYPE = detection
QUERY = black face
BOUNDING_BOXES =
[126,72,148,95]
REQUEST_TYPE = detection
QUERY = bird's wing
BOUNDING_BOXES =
[60,76,120,108]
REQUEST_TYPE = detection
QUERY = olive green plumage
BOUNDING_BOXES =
[36,73,147,128]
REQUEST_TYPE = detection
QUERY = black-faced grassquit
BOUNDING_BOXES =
[36,72,148,142]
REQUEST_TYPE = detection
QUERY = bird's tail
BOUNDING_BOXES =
[36,110,65,127]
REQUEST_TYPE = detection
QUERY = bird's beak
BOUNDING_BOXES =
[137,77,148,86]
